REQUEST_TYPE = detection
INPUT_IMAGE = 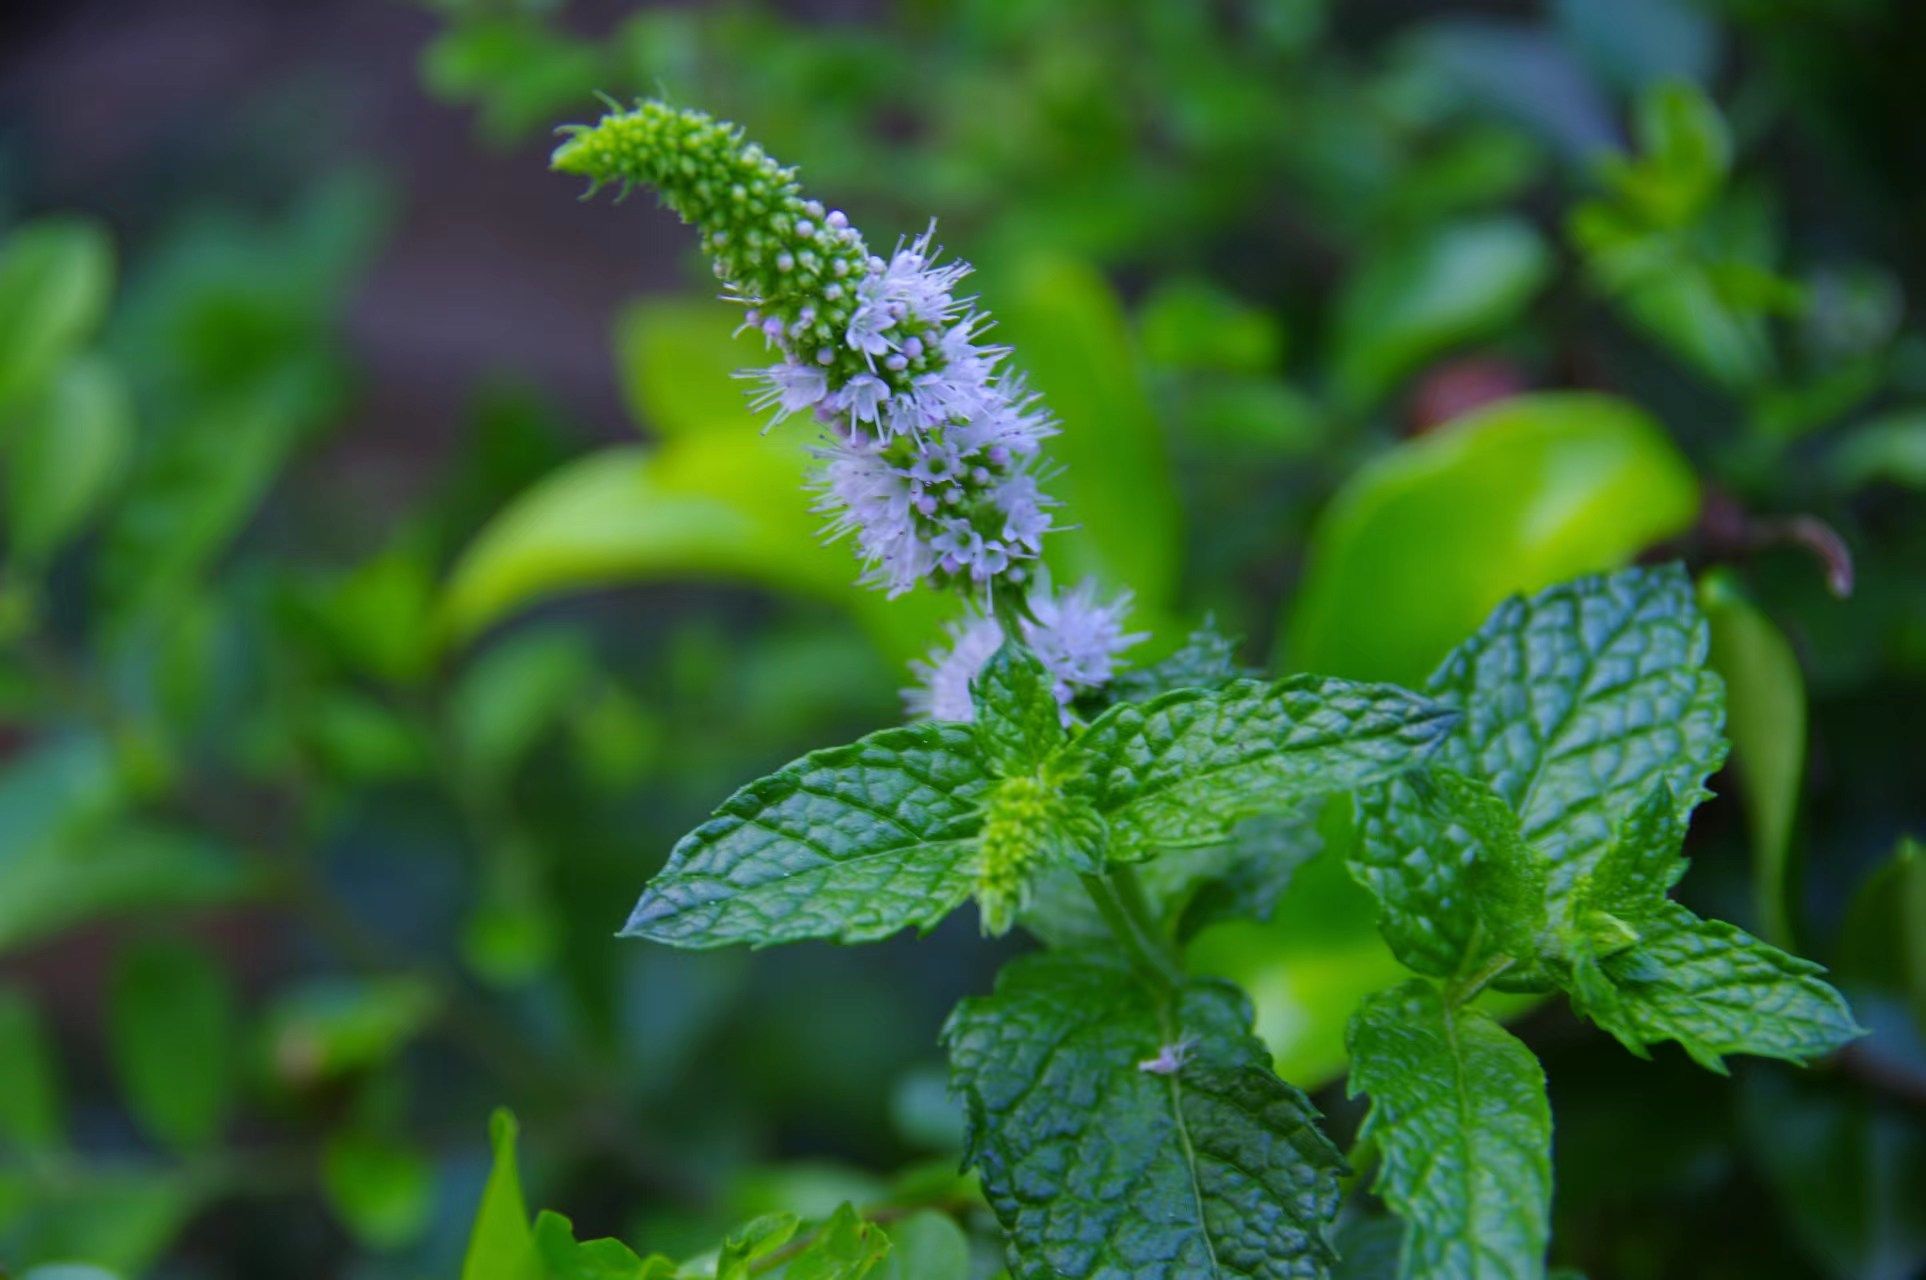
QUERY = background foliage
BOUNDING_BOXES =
[1,0,1923,1276]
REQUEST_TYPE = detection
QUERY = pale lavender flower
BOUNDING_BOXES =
[902,579,1144,721]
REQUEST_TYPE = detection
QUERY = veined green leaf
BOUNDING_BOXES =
[1572,902,1860,1072]
[945,949,1344,1280]
[1353,565,1725,976]
[969,644,1067,774]
[1348,981,1551,1280]
[624,723,994,947]
[1069,676,1458,857]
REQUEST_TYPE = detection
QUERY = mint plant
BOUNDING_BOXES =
[553,101,1861,1279]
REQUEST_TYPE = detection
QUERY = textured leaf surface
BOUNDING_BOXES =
[1107,620,1253,703]
[1354,565,1725,975]
[1347,981,1551,1280]
[946,949,1344,1280]
[971,644,1067,774]
[1072,677,1457,857]
[625,723,993,947]
[1575,902,1860,1072]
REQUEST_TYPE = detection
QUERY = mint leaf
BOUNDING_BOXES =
[1106,619,1253,702]
[624,724,994,947]
[1428,771,1548,968]
[1577,782,1687,926]
[1571,902,1861,1072]
[1347,981,1552,1280]
[1354,565,1726,975]
[1071,676,1458,857]
[971,643,1067,774]
[717,1213,800,1280]
[945,949,1344,1279]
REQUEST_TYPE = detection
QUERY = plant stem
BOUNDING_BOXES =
[1082,865,1185,989]
[1446,953,1516,1007]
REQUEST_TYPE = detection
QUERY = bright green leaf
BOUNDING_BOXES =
[984,254,1181,611]
[716,1213,800,1280]
[322,1128,435,1251]
[463,1109,538,1280]
[6,355,132,566]
[1329,217,1551,408]
[623,723,994,947]
[0,218,114,414]
[1285,393,1700,687]
[784,1203,892,1280]
[1700,570,1806,944]
[1347,981,1551,1280]
[945,949,1345,1279]
[612,297,758,441]
[108,939,235,1151]
[532,1210,680,1278]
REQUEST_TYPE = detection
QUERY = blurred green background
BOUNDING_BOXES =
[1,0,1923,1276]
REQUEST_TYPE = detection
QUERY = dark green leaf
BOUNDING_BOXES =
[1838,838,1926,1030]
[1427,771,1548,965]
[1353,565,1725,976]
[1105,618,1253,703]
[1347,981,1551,1280]
[625,723,994,947]
[108,939,235,1151]
[0,986,63,1152]
[946,949,1344,1279]
[970,644,1066,773]
[1572,902,1860,1072]
[1070,676,1457,858]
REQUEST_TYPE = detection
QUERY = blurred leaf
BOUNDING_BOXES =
[1284,392,1699,685]
[532,1210,679,1278]
[783,1203,891,1279]
[613,297,760,440]
[0,217,114,414]
[1138,276,1284,374]
[108,939,236,1151]
[0,822,251,954]
[0,1167,209,1275]
[725,1165,888,1227]
[1179,376,1325,457]
[0,985,63,1152]
[322,1128,435,1251]
[451,627,596,787]
[986,254,1181,612]
[715,1212,799,1280]
[1604,80,1731,225]
[314,540,439,685]
[266,976,439,1087]
[1700,571,1806,944]
[1832,409,1926,490]
[874,1211,968,1280]
[1840,839,1926,1031]
[1740,1068,1926,1280]
[6,355,132,566]
[1330,217,1551,408]
[96,379,314,619]
[462,1109,538,1280]
[1553,0,1717,91]
[440,441,950,665]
